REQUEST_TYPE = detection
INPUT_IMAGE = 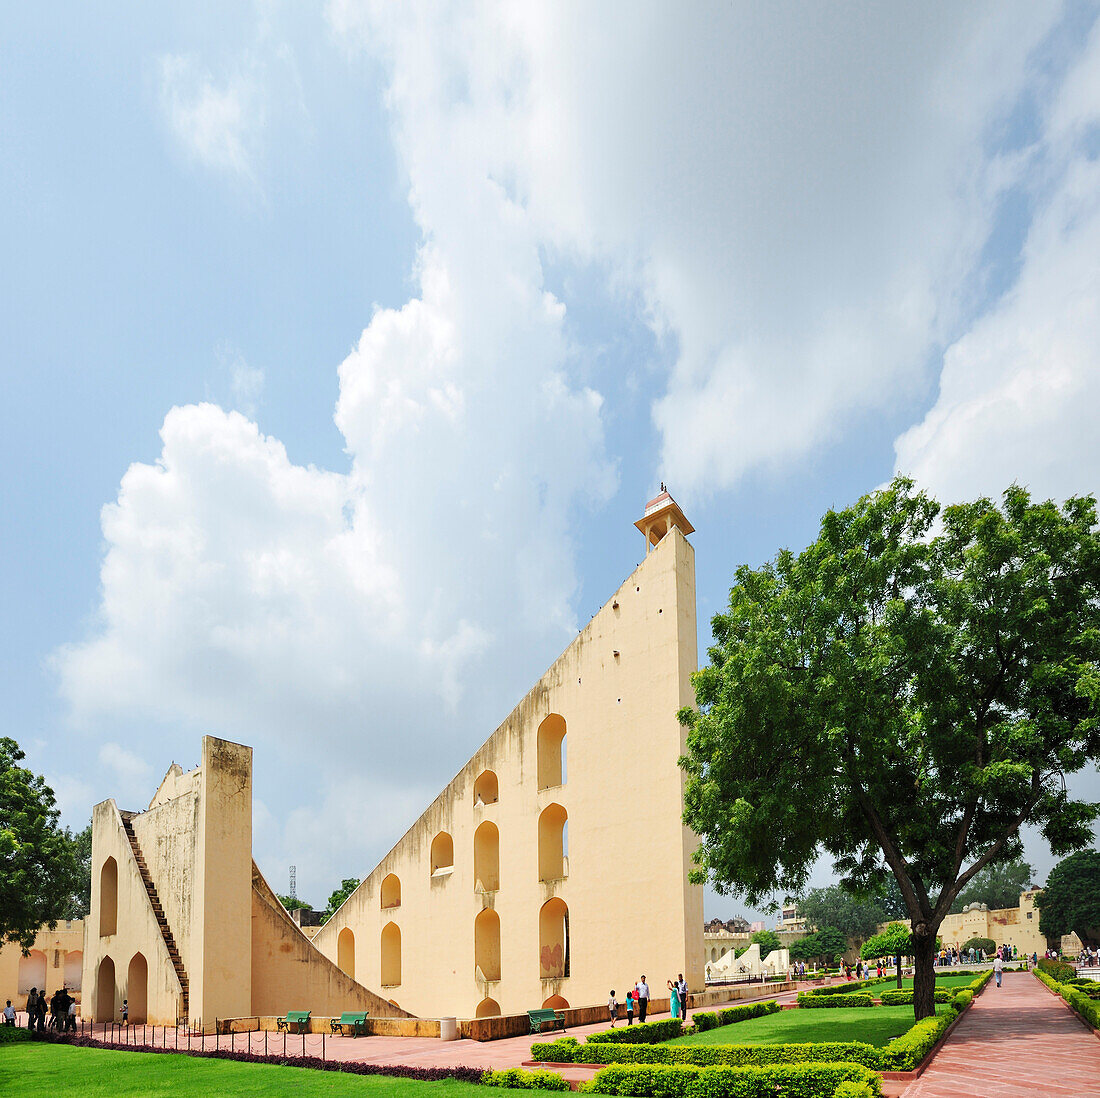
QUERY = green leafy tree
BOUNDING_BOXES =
[680,480,1100,1019]
[950,858,1033,913]
[324,878,361,921]
[790,926,847,964]
[63,823,92,920]
[861,923,914,989]
[0,738,80,951]
[277,893,311,912]
[961,937,996,955]
[797,885,885,944]
[750,929,780,956]
[1037,850,1100,947]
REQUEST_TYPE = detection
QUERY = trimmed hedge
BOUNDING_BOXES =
[0,1026,33,1045]
[580,1061,882,1097]
[533,1039,882,1069]
[482,1068,572,1090]
[833,1084,878,1098]
[796,993,874,1009]
[1038,958,1076,983]
[1034,968,1100,1030]
[878,1007,958,1071]
[804,979,888,998]
[692,1001,781,1032]
[573,1019,684,1045]
[878,989,949,1005]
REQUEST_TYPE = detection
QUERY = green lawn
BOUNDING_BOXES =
[669,1006,920,1048]
[0,1043,509,1097]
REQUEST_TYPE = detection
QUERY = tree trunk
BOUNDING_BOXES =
[912,924,938,1021]
[896,954,903,990]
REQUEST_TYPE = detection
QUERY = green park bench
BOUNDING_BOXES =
[528,1007,566,1034]
[276,1011,311,1034]
[330,1011,369,1036]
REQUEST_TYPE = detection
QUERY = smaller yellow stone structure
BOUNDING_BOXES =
[935,889,1068,956]
[0,920,84,1012]
[83,735,411,1026]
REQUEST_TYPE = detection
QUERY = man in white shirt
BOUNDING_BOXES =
[993,954,1003,988]
[637,976,650,1022]
[3,1000,15,1026]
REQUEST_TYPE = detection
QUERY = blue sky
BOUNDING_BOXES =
[3,2,1100,922]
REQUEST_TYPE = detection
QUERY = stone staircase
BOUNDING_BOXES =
[120,811,189,1021]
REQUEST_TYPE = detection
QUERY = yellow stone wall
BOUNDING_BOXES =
[0,920,85,1012]
[312,524,704,1018]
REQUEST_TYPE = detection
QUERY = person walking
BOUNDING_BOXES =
[994,954,1003,988]
[121,998,128,1025]
[67,997,77,1032]
[34,989,47,1032]
[608,990,618,1027]
[637,976,650,1023]
[625,988,634,1025]
[25,989,37,1030]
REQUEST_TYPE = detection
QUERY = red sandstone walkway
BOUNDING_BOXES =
[903,973,1100,1098]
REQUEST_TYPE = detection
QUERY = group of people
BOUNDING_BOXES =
[10,987,78,1032]
[607,974,690,1025]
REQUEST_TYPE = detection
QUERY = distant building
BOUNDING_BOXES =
[0,919,84,1012]
[777,902,808,933]
[874,890,1081,957]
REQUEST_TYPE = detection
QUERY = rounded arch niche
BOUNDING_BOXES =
[338,927,355,979]
[126,952,148,1024]
[474,908,501,982]
[473,770,498,805]
[536,714,566,790]
[17,950,46,995]
[430,832,454,877]
[476,996,501,1018]
[381,873,401,909]
[539,897,569,979]
[96,956,115,1021]
[538,803,568,882]
[543,994,569,1010]
[473,821,500,892]
[381,922,401,986]
[99,857,118,936]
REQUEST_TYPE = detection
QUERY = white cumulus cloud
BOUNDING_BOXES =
[895,16,1100,506]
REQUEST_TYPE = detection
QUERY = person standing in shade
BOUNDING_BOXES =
[25,989,37,1030]
[67,997,77,1031]
[34,989,47,1032]
[994,954,1003,988]
[637,976,650,1023]
[121,998,128,1025]
[4,1000,15,1026]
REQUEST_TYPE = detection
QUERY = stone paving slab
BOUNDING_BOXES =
[903,972,1100,1098]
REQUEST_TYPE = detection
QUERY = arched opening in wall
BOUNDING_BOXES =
[476,997,501,1018]
[381,922,401,986]
[96,956,115,1021]
[99,857,118,936]
[474,908,501,982]
[430,831,454,877]
[539,898,569,979]
[338,927,355,979]
[710,948,717,962]
[538,803,568,882]
[720,947,728,958]
[543,995,569,1010]
[17,950,46,995]
[64,950,83,991]
[473,821,500,892]
[473,770,498,805]
[126,952,148,1023]
[537,715,566,789]
[381,873,401,909]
